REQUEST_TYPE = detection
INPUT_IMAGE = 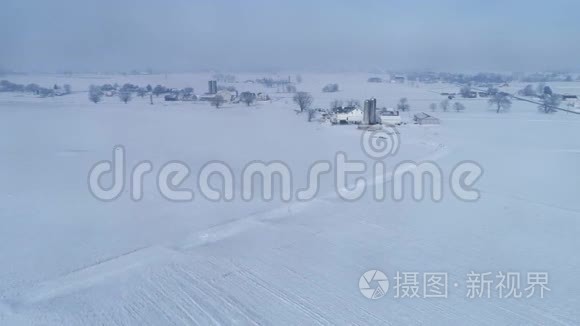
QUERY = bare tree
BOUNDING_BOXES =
[88,85,103,103]
[210,95,226,108]
[285,85,297,93]
[182,87,194,97]
[136,88,147,97]
[536,83,546,96]
[307,108,316,122]
[518,84,536,97]
[346,99,360,107]
[218,85,237,92]
[296,75,302,84]
[240,91,256,106]
[440,99,450,112]
[454,102,466,112]
[63,84,72,94]
[330,99,343,110]
[293,92,313,112]
[488,93,512,113]
[487,87,498,96]
[429,103,437,112]
[119,91,132,104]
[538,94,561,113]
[459,85,472,98]
[397,98,410,112]
[153,85,166,97]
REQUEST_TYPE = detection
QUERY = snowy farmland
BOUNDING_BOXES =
[1,73,580,325]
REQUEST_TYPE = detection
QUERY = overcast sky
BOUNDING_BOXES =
[1,0,579,73]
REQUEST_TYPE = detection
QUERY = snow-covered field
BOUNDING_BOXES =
[1,73,579,325]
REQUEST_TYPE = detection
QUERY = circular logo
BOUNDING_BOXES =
[359,270,389,299]
[361,128,400,160]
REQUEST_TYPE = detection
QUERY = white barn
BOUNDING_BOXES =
[332,107,363,124]
[380,109,402,125]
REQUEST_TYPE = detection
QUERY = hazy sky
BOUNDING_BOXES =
[1,0,579,72]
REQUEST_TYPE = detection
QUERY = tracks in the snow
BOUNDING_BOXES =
[7,139,448,312]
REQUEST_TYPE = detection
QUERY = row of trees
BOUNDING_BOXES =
[521,73,578,83]
[89,84,140,104]
[95,83,185,97]
[518,83,563,113]
[256,77,292,88]
[430,100,466,112]
[89,85,131,104]
[1,80,71,97]
[434,92,563,114]
[322,83,339,93]
[329,98,412,112]
[433,94,509,113]
[213,74,236,83]
[88,84,263,108]
[329,99,361,109]
[88,83,198,104]
[404,72,511,84]
[518,83,553,98]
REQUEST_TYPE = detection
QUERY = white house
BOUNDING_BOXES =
[332,106,363,124]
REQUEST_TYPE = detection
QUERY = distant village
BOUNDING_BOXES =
[1,71,579,126]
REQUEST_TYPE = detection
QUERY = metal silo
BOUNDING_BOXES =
[363,100,371,125]
[369,98,377,124]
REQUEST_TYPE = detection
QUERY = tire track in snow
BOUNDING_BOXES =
[176,141,450,251]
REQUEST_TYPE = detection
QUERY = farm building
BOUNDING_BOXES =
[332,106,363,124]
[392,76,406,83]
[380,109,402,125]
[414,112,440,125]
[562,94,578,101]
[164,94,179,101]
[216,90,235,102]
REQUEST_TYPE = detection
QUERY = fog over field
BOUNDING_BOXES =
[2,0,580,72]
[1,1,580,326]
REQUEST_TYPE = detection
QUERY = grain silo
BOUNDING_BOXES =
[363,98,378,125]
[208,80,217,94]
